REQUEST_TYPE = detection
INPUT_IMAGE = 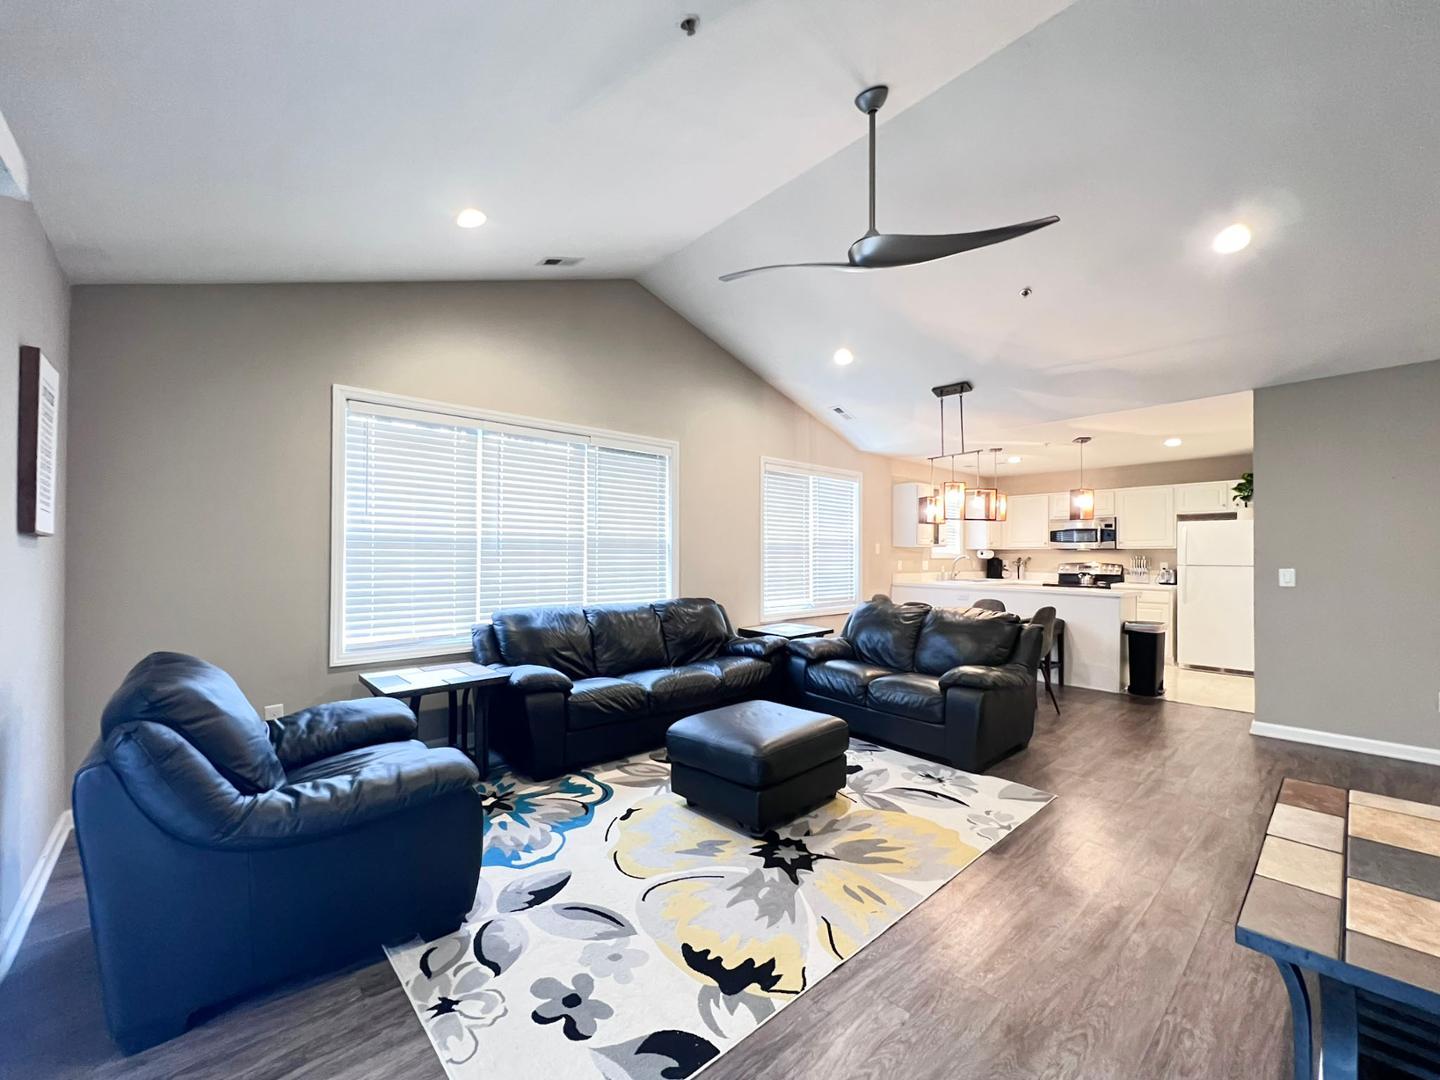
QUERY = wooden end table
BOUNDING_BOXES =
[1235,778,1440,1079]
[736,622,834,640]
[359,661,509,772]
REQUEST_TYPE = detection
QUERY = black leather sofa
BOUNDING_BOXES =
[786,595,1043,772]
[473,598,786,777]
[72,652,483,1052]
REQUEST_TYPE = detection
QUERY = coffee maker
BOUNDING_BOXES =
[977,549,1005,579]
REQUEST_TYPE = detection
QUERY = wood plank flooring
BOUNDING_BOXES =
[4,688,1439,1079]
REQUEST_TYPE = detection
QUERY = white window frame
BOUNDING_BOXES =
[759,456,862,621]
[330,385,679,667]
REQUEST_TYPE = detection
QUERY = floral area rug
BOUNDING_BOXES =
[386,740,1053,1079]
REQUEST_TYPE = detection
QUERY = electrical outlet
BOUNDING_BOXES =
[873,542,881,555]
[263,704,284,721]
[1278,568,1296,588]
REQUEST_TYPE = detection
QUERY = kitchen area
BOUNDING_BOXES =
[890,471,1255,711]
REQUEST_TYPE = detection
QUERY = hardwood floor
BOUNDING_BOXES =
[4,688,1438,1079]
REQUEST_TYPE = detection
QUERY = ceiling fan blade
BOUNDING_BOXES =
[848,215,1060,269]
[718,261,870,283]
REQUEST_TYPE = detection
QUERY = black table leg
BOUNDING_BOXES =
[471,687,490,779]
[447,690,458,749]
[1273,959,1315,1080]
[407,693,423,718]
[1057,628,1066,687]
[1318,976,1357,1080]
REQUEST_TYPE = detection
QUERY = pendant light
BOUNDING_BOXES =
[1069,436,1095,521]
[992,448,1009,522]
[965,449,999,521]
[920,387,966,532]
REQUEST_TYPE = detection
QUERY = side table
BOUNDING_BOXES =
[1235,778,1440,1079]
[359,661,509,773]
[736,622,835,640]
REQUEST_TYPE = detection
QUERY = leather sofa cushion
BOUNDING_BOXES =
[844,596,930,671]
[471,623,503,665]
[914,608,1022,676]
[699,655,773,694]
[101,652,285,794]
[567,677,649,730]
[940,665,1030,692]
[804,659,893,704]
[667,701,849,787]
[622,666,722,711]
[654,598,731,665]
[491,606,597,680]
[284,738,430,783]
[586,604,668,676]
[867,673,945,725]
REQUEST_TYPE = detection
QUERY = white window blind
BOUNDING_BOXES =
[761,460,861,618]
[342,404,480,659]
[334,390,676,664]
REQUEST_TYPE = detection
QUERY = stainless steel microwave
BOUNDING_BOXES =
[1049,518,1118,549]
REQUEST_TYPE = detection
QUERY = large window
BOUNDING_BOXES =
[761,458,861,620]
[332,387,676,664]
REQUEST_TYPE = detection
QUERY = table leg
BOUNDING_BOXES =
[1057,628,1066,687]
[447,690,458,749]
[473,687,490,779]
[407,693,422,718]
[1272,959,1315,1080]
[1318,977,1357,1080]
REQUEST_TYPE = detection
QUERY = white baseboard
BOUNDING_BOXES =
[0,809,73,984]
[1250,721,1440,767]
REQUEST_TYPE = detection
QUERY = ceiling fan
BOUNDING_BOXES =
[720,85,1059,282]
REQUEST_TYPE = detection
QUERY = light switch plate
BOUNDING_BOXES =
[1278,568,1296,588]
[263,704,284,721]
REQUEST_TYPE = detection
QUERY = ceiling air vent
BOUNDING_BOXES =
[537,256,583,267]
[831,406,855,421]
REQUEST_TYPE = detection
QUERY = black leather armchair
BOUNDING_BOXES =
[786,595,1042,771]
[72,652,483,1052]
[474,598,786,777]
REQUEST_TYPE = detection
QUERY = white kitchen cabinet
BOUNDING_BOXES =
[964,517,1006,552]
[1047,488,1115,519]
[1004,493,1051,549]
[1174,480,1237,514]
[892,482,939,548]
[1116,486,1176,548]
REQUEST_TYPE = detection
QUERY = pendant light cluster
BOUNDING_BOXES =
[1069,435,1095,520]
[918,381,1008,534]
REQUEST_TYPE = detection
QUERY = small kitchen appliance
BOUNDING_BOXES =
[1049,518,1118,550]
[976,549,1004,579]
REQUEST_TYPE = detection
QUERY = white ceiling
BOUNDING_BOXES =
[902,392,1254,476]
[2,0,1436,465]
[0,0,1069,282]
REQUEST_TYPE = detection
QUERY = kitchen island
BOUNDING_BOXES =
[889,579,1139,692]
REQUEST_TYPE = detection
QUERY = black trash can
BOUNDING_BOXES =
[1123,621,1166,697]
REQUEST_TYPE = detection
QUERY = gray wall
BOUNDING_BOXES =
[65,281,904,762]
[1254,359,1440,749]
[0,197,69,933]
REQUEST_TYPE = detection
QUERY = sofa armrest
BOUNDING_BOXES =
[724,635,787,661]
[787,637,855,663]
[939,663,1031,692]
[269,697,417,770]
[495,664,573,694]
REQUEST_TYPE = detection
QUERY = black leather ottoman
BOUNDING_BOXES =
[667,701,849,833]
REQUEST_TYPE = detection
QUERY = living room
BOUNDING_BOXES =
[3,3,1440,1078]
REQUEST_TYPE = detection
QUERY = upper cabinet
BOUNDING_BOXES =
[1116,486,1176,548]
[1174,480,1239,513]
[1005,493,1051,549]
[892,482,938,548]
[964,517,1006,552]
[1046,488,1116,520]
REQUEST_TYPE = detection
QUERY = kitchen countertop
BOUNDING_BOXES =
[891,575,1174,592]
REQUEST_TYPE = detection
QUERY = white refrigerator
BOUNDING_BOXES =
[1177,519,1254,672]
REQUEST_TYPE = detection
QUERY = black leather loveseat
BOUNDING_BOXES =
[786,595,1042,772]
[473,598,786,777]
[72,652,483,1052]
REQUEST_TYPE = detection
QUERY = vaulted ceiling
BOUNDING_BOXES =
[3,0,1437,462]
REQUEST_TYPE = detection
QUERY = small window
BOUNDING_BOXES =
[761,458,861,619]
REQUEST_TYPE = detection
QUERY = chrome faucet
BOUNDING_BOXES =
[946,555,969,581]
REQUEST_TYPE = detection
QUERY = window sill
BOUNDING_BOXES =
[760,604,856,623]
[328,645,473,672]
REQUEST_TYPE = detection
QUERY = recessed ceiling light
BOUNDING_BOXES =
[1007,455,1022,464]
[1211,223,1251,254]
[1164,437,1183,447]
[832,347,855,366]
[456,208,487,229]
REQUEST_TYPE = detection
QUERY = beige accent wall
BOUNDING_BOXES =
[64,281,906,761]
[1253,359,1440,750]
[0,197,69,934]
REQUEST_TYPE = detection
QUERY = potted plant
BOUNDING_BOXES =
[1232,472,1253,508]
